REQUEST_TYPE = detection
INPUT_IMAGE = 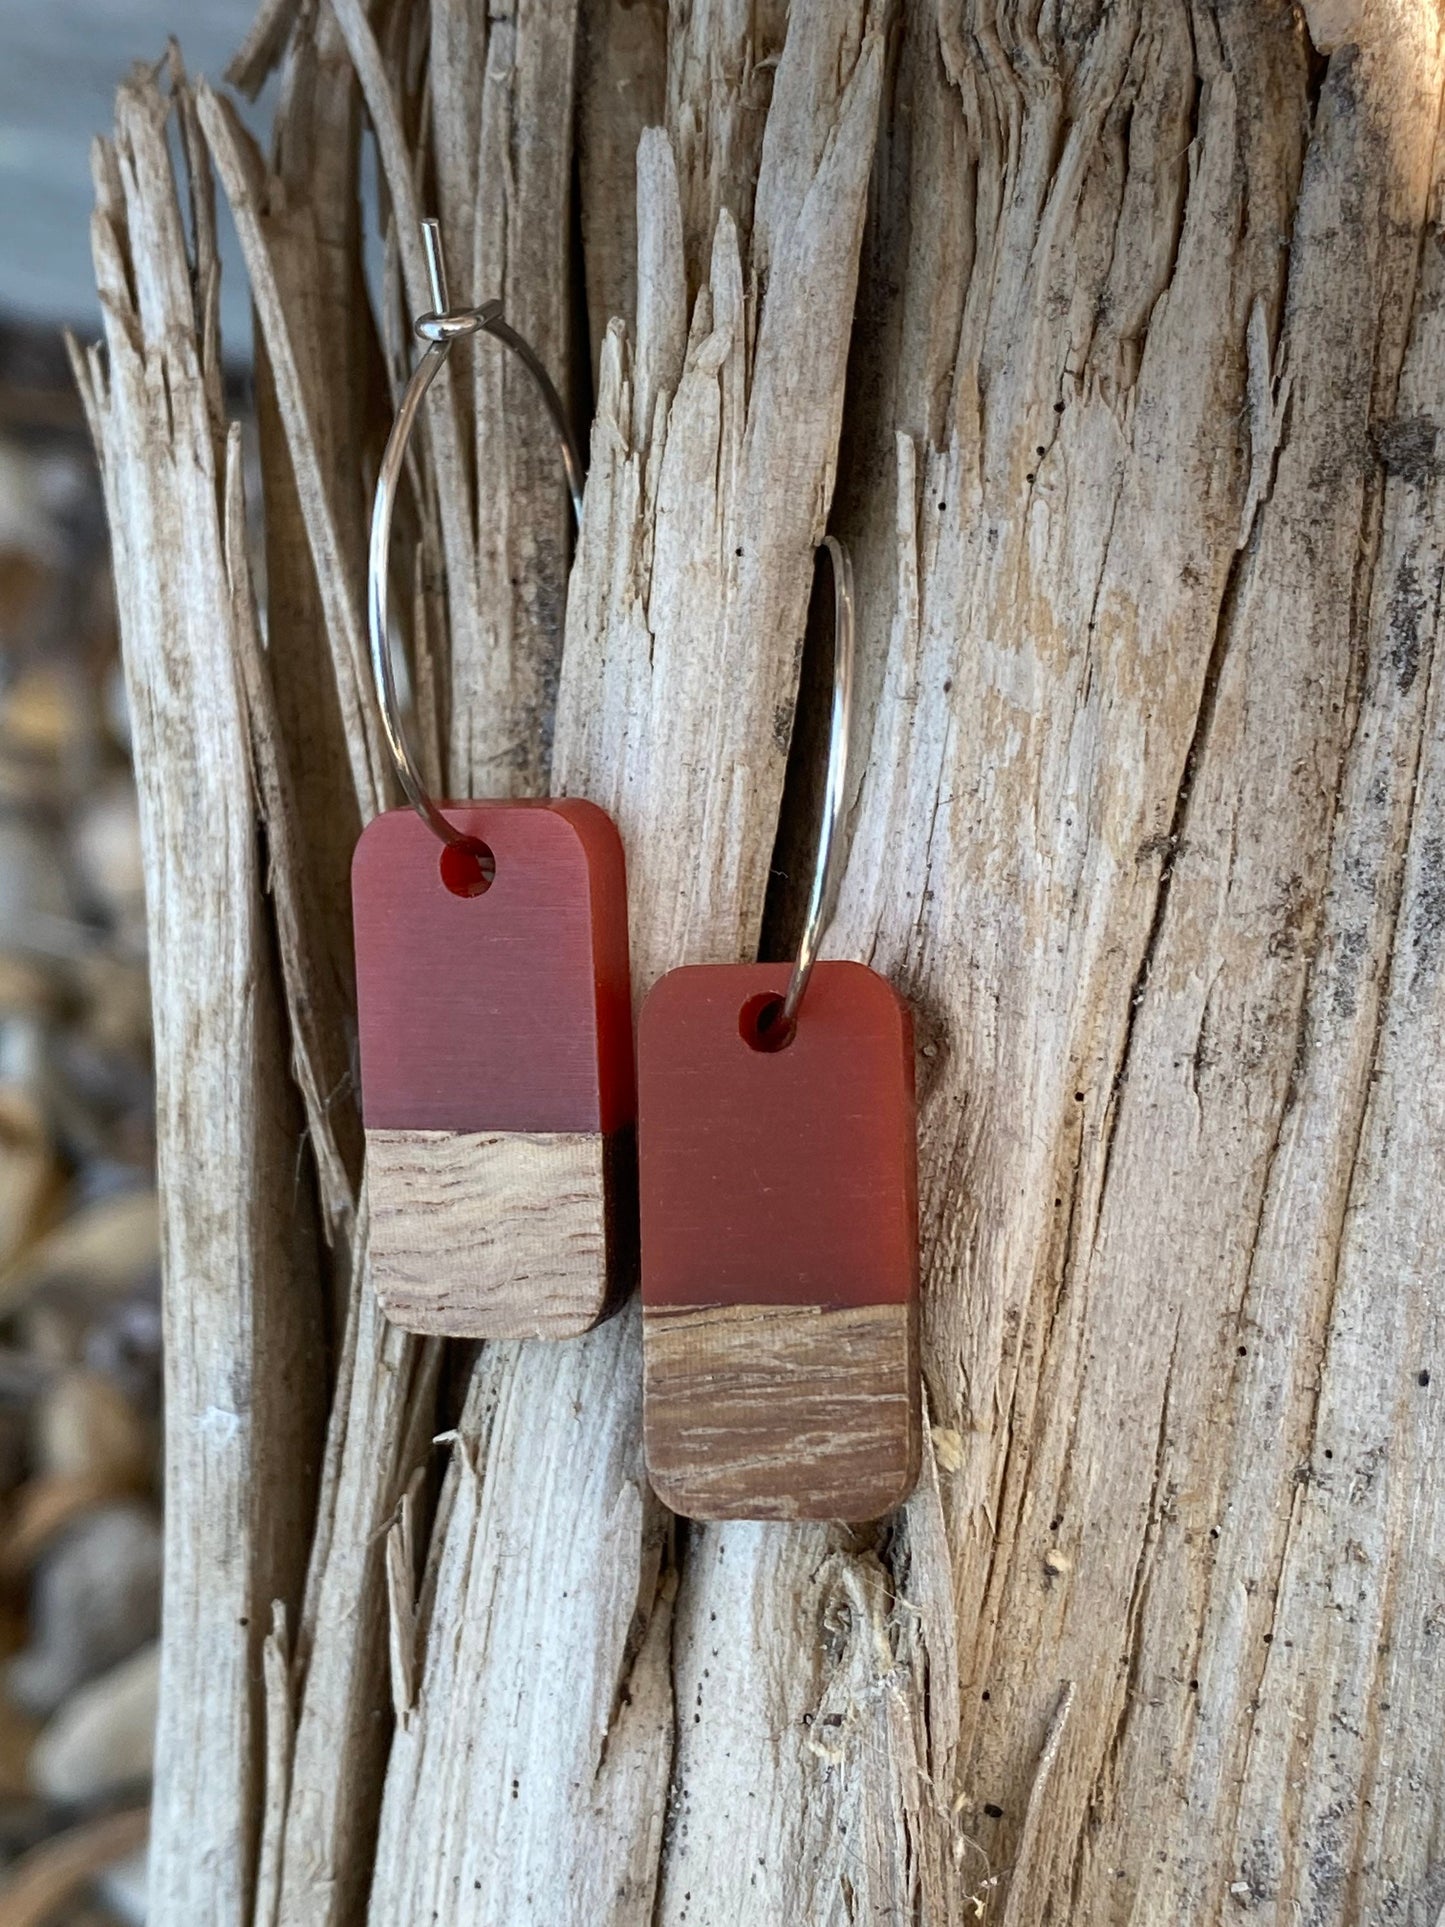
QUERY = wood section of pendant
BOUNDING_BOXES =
[353,801,634,1339]
[638,960,920,1521]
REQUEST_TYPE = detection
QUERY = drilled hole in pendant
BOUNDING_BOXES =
[439,836,496,897]
[740,992,795,1053]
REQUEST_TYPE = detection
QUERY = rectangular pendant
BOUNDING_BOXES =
[638,960,920,1521]
[353,801,634,1338]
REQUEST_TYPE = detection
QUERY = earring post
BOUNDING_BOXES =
[420,217,449,316]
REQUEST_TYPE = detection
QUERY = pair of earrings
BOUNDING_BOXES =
[353,224,919,1522]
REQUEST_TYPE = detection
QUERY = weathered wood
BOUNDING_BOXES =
[72,70,322,1927]
[270,1209,439,1927]
[576,0,666,369]
[363,9,888,1917]
[805,4,1445,1920]
[243,0,373,1107]
[199,0,594,1916]
[86,1,1445,1922]
[185,75,413,1927]
[366,1129,609,1339]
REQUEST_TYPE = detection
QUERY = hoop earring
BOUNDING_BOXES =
[353,220,634,1341]
[637,538,921,1520]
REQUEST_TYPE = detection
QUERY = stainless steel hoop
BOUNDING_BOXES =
[368,218,584,848]
[776,533,856,1034]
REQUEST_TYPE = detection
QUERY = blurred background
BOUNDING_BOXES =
[1,6,261,1919]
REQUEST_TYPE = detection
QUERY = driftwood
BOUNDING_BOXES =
[73,73,324,1921]
[78,1,1445,1922]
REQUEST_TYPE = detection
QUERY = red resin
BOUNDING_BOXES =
[638,961,917,1310]
[352,802,634,1134]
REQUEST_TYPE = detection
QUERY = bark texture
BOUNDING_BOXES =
[81,2,1445,1923]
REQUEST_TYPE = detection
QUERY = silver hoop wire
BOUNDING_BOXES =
[776,533,856,1034]
[368,218,584,848]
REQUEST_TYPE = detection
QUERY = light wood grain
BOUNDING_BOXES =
[72,68,323,1927]
[368,10,886,1922]
[780,7,1445,1921]
[87,2,1445,1923]
[366,1129,611,1340]
[644,1301,920,1522]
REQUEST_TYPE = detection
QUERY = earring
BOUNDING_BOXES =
[638,538,920,1521]
[353,220,634,1341]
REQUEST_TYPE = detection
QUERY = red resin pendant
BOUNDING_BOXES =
[353,800,634,1338]
[639,959,920,1521]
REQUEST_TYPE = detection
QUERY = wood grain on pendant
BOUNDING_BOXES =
[353,802,634,1338]
[639,960,921,1521]
[366,1130,609,1339]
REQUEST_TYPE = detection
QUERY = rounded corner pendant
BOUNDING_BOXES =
[638,957,920,1523]
[353,799,635,1341]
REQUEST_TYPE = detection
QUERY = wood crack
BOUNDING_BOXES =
[1093,522,1245,1232]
